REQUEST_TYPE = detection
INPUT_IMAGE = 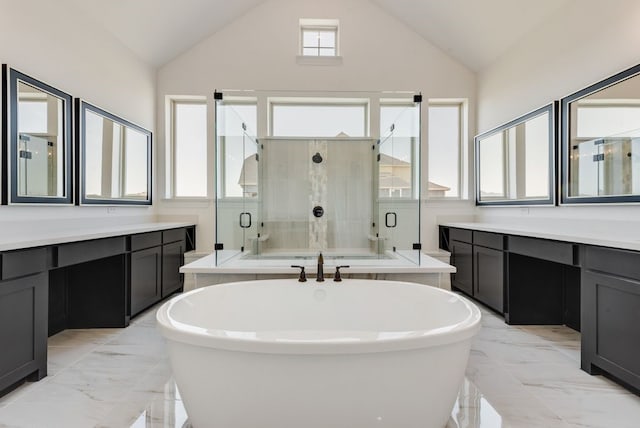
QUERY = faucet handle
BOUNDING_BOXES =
[333,265,350,282]
[291,265,307,282]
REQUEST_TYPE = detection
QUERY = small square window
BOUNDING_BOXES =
[299,19,339,57]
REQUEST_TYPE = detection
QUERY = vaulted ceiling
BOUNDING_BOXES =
[372,0,571,71]
[67,0,572,71]
[67,0,265,66]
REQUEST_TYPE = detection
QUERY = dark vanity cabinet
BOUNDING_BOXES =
[582,246,640,391]
[130,232,163,317]
[441,226,580,323]
[473,232,504,313]
[445,228,504,313]
[162,229,186,298]
[130,228,188,316]
[0,224,195,396]
[0,249,49,394]
[449,229,473,295]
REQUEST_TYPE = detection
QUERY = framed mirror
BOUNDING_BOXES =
[561,63,640,204]
[76,100,152,205]
[475,103,557,206]
[2,65,73,204]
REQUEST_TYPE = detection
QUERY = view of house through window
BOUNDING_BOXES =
[379,104,420,198]
[172,101,207,197]
[428,102,463,198]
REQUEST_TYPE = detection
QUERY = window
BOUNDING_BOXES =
[18,100,48,133]
[428,102,465,198]
[271,102,366,137]
[299,19,339,57]
[478,132,504,198]
[170,100,207,197]
[576,104,640,138]
[216,102,258,198]
[379,103,420,198]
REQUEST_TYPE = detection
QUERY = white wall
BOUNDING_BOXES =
[476,0,640,225]
[0,0,157,230]
[156,0,477,252]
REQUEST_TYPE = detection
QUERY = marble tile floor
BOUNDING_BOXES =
[0,303,639,427]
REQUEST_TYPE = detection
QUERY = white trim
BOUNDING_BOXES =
[295,55,343,66]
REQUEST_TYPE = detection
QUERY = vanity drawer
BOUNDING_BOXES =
[583,246,640,280]
[509,236,575,265]
[57,237,126,267]
[1,247,48,280]
[131,232,162,251]
[473,231,504,250]
[450,228,472,244]
[162,228,185,244]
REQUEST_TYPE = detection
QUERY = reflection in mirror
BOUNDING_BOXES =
[78,100,151,205]
[562,64,640,203]
[3,66,72,204]
[475,103,556,205]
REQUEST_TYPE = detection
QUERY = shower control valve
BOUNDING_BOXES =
[333,265,350,282]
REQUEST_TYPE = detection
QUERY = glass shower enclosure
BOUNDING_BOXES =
[214,91,421,266]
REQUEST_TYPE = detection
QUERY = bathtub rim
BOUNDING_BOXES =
[156,279,481,355]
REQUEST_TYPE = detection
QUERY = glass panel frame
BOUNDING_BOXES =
[377,98,422,265]
[77,99,152,205]
[214,90,421,267]
[561,63,640,204]
[475,102,557,206]
[3,65,73,204]
[214,98,260,265]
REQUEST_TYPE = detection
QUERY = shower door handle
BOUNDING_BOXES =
[385,212,397,228]
[239,212,252,228]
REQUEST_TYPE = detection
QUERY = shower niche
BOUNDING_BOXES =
[214,91,422,266]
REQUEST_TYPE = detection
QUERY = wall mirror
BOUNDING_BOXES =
[475,103,556,206]
[2,65,72,204]
[77,100,151,205]
[561,63,640,204]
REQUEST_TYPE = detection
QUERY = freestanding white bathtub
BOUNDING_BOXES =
[157,279,481,428]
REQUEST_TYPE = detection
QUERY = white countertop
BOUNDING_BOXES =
[0,222,194,252]
[440,222,640,252]
[181,251,455,275]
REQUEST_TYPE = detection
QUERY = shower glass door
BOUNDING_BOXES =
[377,101,421,264]
[215,101,260,265]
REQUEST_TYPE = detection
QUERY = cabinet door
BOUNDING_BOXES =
[582,270,640,390]
[130,246,161,316]
[474,246,504,313]
[162,240,184,298]
[0,272,48,391]
[451,240,473,295]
